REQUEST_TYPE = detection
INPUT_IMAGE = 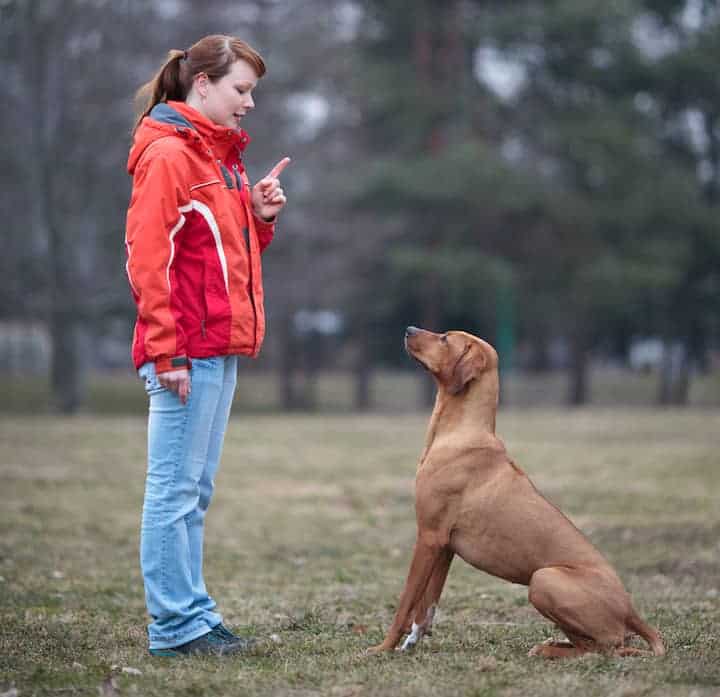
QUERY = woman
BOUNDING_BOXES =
[125,35,289,657]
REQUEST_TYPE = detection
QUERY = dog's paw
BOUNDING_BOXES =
[366,643,393,656]
[400,623,424,651]
[399,637,416,652]
[528,639,556,657]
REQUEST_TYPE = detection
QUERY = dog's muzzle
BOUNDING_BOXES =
[404,326,418,355]
[404,326,429,370]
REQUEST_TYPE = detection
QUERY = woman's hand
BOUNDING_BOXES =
[157,368,191,404]
[252,157,291,221]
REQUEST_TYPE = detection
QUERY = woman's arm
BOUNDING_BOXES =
[125,146,192,375]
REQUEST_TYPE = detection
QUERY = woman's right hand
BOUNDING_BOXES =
[157,368,191,404]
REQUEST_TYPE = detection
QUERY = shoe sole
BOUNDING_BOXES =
[149,645,248,657]
[149,648,182,657]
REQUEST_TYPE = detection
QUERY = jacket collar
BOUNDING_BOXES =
[162,101,251,156]
[128,101,251,175]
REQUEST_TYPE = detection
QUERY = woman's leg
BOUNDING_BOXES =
[186,356,238,626]
[139,358,225,650]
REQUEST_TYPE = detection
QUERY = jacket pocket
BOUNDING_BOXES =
[190,179,223,192]
[201,256,232,339]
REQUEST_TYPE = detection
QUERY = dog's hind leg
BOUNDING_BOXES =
[401,549,453,651]
[528,639,590,659]
[368,538,445,654]
[528,566,629,658]
[625,608,665,656]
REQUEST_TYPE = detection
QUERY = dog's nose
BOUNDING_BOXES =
[405,326,421,337]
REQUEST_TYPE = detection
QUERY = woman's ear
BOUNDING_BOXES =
[194,72,209,98]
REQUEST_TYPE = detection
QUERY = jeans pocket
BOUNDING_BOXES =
[139,363,166,396]
[190,356,221,371]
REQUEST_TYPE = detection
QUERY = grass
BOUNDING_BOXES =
[4,364,720,414]
[1,408,719,696]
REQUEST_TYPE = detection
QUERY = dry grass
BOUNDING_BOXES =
[1,408,719,696]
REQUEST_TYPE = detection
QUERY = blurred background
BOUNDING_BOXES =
[1,0,719,414]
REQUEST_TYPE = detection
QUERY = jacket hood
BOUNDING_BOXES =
[128,101,251,175]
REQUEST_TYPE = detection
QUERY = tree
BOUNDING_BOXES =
[349,0,521,406]
[473,0,720,403]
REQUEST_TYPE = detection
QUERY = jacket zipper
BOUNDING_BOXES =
[218,160,234,188]
[214,157,258,353]
[234,166,258,353]
[232,163,243,192]
[233,162,257,353]
[243,224,258,354]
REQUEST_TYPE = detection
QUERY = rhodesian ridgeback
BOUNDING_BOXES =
[369,327,665,659]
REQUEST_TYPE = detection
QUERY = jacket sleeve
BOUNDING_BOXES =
[125,145,192,374]
[253,213,275,253]
[240,167,276,252]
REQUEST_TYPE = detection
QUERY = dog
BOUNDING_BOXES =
[368,327,665,659]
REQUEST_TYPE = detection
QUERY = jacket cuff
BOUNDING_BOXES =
[253,212,275,229]
[253,213,276,252]
[155,355,190,373]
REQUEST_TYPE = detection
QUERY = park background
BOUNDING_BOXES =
[2,0,720,412]
[1,2,719,697]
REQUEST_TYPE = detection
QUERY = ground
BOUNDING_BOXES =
[1,408,718,696]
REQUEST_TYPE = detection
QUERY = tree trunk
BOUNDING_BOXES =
[353,335,372,411]
[49,310,84,413]
[658,340,690,405]
[567,330,590,406]
[279,312,301,411]
[528,329,552,373]
[23,3,84,412]
[302,332,319,411]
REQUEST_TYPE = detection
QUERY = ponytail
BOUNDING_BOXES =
[132,49,188,135]
[132,36,266,135]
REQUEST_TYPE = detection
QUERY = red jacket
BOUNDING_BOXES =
[125,101,275,373]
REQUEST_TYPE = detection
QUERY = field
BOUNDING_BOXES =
[1,408,719,696]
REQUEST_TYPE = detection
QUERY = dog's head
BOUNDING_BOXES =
[404,326,498,396]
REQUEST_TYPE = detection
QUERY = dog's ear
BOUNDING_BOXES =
[448,346,486,395]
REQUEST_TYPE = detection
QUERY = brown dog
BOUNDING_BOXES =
[368,327,665,658]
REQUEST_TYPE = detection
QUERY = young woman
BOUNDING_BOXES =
[125,35,289,657]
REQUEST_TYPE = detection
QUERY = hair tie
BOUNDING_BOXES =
[182,49,188,61]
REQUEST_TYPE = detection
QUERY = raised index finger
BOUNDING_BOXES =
[266,157,291,179]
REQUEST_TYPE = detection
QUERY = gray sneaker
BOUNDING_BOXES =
[149,630,249,657]
[210,623,257,650]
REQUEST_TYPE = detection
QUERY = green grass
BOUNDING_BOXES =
[1,409,719,696]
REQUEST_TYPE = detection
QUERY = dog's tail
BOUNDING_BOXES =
[626,610,665,656]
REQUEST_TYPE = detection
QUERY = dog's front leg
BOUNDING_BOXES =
[368,539,442,654]
[400,548,453,651]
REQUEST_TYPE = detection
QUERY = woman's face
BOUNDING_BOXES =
[197,59,258,130]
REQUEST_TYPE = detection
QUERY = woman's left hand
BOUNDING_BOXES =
[252,157,291,221]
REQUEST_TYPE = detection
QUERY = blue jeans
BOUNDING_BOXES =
[138,355,238,649]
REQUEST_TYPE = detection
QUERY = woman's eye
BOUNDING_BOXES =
[441,335,448,343]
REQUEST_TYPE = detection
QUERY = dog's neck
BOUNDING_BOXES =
[419,373,499,466]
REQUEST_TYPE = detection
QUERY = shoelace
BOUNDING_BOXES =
[203,631,227,645]
[211,624,238,641]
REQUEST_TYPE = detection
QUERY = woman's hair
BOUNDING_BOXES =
[132,35,266,134]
